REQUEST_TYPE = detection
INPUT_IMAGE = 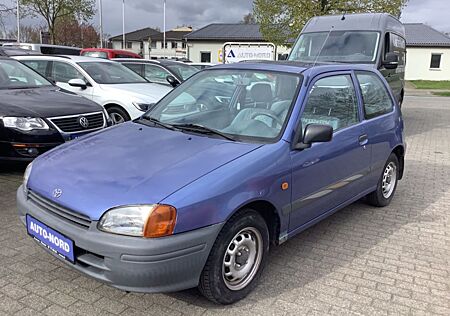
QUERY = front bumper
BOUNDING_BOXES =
[0,140,61,161]
[17,186,223,293]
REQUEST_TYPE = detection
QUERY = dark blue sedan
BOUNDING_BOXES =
[17,61,405,304]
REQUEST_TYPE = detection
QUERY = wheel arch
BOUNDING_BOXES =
[392,145,405,179]
[103,103,131,120]
[230,200,281,246]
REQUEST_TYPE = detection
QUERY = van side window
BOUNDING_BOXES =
[301,75,359,131]
[356,72,393,119]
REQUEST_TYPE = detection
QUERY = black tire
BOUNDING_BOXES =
[198,209,269,304]
[367,153,400,207]
[106,106,130,124]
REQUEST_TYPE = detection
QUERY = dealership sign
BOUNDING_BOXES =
[223,42,276,63]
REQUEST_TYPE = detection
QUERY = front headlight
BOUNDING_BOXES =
[2,117,49,131]
[98,205,177,238]
[23,162,33,193]
[132,102,155,112]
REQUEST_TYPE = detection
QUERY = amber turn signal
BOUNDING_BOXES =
[143,205,177,238]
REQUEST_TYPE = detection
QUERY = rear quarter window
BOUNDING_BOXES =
[356,72,394,119]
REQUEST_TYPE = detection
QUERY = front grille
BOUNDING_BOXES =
[49,112,105,133]
[28,190,92,229]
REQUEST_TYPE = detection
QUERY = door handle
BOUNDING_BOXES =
[359,134,368,145]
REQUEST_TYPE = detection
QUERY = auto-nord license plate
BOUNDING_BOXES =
[26,215,75,263]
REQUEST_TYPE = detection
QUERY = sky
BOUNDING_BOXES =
[1,0,449,38]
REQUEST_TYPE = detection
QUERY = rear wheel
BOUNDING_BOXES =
[199,209,269,304]
[107,106,130,124]
[367,153,399,207]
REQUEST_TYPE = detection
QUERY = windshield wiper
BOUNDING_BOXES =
[173,123,236,141]
[138,116,179,131]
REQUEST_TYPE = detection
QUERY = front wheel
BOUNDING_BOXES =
[198,209,269,304]
[107,106,130,124]
[366,153,400,207]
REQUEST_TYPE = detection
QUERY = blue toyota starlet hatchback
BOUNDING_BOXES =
[17,61,405,304]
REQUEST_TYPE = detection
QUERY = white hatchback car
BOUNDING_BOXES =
[14,55,172,123]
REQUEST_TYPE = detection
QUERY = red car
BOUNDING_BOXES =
[80,48,142,59]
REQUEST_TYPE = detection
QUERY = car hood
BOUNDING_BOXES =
[0,87,102,117]
[100,83,172,102]
[28,122,261,220]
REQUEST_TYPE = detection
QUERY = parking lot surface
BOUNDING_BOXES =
[0,95,449,315]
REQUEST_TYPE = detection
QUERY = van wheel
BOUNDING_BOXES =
[107,106,130,124]
[198,209,269,304]
[367,153,399,207]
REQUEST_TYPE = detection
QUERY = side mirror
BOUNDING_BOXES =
[166,75,180,88]
[295,124,333,150]
[383,52,399,70]
[68,78,87,90]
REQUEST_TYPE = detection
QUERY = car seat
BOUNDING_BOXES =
[250,83,273,109]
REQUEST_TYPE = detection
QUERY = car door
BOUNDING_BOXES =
[51,61,94,100]
[379,32,405,102]
[354,71,398,187]
[288,72,372,232]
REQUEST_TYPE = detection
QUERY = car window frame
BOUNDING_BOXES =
[50,60,88,84]
[295,71,362,141]
[144,63,174,84]
[354,70,395,120]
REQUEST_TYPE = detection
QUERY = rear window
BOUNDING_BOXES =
[81,51,109,59]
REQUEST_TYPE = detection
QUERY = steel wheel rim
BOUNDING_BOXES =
[382,162,397,198]
[110,112,125,124]
[222,227,263,291]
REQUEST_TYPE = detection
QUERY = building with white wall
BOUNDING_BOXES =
[404,23,450,80]
[109,27,191,59]
[184,24,290,64]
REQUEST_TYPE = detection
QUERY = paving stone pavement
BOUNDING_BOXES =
[0,95,449,316]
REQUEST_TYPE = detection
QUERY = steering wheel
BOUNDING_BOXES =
[250,111,284,127]
[196,94,217,112]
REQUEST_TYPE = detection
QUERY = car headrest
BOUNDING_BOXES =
[251,83,272,103]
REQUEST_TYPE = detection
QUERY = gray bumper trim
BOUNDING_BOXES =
[17,186,224,293]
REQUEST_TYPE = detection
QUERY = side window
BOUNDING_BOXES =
[22,60,49,77]
[123,63,142,75]
[52,62,85,83]
[301,75,359,131]
[388,33,406,66]
[144,64,171,84]
[356,72,393,119]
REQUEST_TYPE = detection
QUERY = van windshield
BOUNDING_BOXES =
[289,31,380,63]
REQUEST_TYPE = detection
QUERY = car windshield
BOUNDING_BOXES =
[81,51,108,59]
[145,69,301,142]
[289,31,380,63]
[166,63,198,81]
[77,61,148,84]
[0,59,53,89]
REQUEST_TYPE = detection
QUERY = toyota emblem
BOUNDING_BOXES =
[53,189,63,198]
[78,116,89,129]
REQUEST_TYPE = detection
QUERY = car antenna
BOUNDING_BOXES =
[305,24,335,86]
[341,12,346,21]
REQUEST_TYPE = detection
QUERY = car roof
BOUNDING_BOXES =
[0,47,42,56]
[13,55,114,63]
[113,58,186,66]
[210,60,377,75]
